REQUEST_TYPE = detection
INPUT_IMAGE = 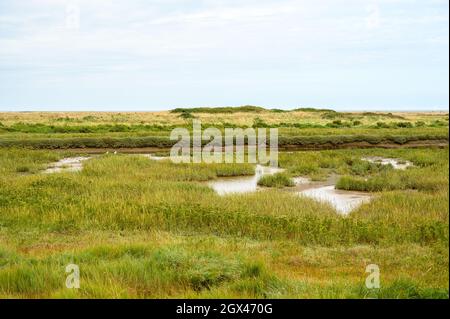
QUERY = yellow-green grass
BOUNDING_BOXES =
[0,109,448,146]
[0,148,448,298]
[1,109,447,150]
[0,109,447,127]
[0,231,447,298]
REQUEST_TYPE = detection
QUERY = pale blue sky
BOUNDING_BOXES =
[0,0,448,111]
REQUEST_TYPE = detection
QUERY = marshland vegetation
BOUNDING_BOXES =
[0,107,447,150]
[0,146,448,298]
[0,108,448,298]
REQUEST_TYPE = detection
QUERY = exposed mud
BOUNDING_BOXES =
[51,139,448,153]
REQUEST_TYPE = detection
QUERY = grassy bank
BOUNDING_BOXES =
[1,109,447,150]
[0,131,447,149]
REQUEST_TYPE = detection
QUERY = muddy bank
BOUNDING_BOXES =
[278,139,449,151]
[40,139,448,154]
[53,147,171,154]
[1,131,447,151]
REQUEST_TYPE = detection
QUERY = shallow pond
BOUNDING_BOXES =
[297,186,372,215]
[209,167,372,214]
[208,165,285,195]
[43,157,91,174]
[361,156,413,170]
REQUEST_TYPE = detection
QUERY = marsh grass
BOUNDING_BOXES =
[0,147,448,298]
[0,110,448,150]
[0,148,65,176]
[257,173,295,188]
[1,149,447,244]
[0,109,447,129]
[1,130,447,149]
[0,232,447,298]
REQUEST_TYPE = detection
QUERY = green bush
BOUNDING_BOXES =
[252,117,270,128]
[415,121,426,127]
[15,166,30,173]
[375,122,391,129]
[395,122,414,128]
[171,105,266,114]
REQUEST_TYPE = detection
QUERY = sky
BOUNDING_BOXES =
[0,0,448,111]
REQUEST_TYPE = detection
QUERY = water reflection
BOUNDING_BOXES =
[298,186,372,215]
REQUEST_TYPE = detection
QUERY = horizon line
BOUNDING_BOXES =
[1,108,449,113]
